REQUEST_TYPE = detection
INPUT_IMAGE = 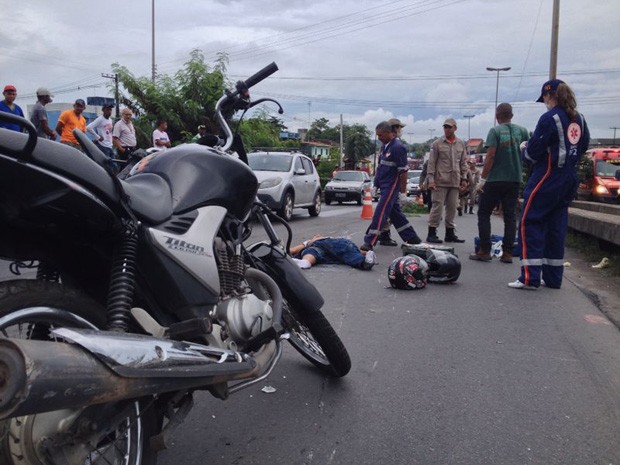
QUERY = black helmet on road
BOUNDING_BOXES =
[388,255,428,290]
[425,249,461,283]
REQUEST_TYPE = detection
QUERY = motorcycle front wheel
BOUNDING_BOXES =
[0,279,160,465]
[282,299,351,377]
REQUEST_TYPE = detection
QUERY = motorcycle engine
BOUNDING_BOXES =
[214,294,273,346]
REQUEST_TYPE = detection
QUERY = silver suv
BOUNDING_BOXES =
[248,151,322,221]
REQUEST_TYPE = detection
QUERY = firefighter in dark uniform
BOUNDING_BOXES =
[509,79,590,290]
[361,121,421,250]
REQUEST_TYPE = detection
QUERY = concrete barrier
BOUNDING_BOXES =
[568,201,620,246]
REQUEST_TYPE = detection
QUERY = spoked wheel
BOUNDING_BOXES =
[282,299,351,377]
[0,280,159,465]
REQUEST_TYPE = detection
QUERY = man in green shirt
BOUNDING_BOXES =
[469,103,529,263]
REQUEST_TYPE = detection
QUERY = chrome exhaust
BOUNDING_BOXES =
[0,328,277,420]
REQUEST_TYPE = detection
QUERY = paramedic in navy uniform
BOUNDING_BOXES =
[361,121,422,251]
[509,79,590,290]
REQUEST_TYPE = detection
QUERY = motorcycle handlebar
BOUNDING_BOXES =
[243,62,279,90]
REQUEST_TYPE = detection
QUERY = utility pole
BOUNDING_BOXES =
[463,115,475,142]
[611,127,619,146]
[101,73,120,119]
[151,0,156,82]
[339,114,344,169]
[428,128,435,141]
[549,0,560,79]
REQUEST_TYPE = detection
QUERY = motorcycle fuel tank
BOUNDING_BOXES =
[141,144,258,220]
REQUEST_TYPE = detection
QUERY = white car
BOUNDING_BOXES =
[324,170,372,205]
[406,170,423,196]
[248,151,322,221]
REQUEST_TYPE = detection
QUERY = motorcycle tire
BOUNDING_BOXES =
[282,299,351,377]
[0,279,161,465]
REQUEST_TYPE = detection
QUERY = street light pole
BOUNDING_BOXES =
[151,0,156,82]
[463,115,474,143]
[486,66,511,125]
[428,128,435,141]
[611,127,619,146]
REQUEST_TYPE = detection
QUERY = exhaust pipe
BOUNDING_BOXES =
[0,328,276,420]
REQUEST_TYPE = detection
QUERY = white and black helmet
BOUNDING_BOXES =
[425,249,461,283]
[387,255,429,290]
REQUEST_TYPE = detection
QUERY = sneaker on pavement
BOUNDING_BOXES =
[507,279,538,290]
[362,250,376,270]
[379,238,398,246]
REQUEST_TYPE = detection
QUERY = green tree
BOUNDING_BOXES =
[236,108,292,150]
[343,125,374,168]
[307,118,339,142]
[111,49,229,148]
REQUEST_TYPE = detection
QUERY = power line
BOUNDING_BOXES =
[157,0,465,72]
[229,68,620,82]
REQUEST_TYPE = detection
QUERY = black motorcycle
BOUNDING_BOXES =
[0,62,350,464]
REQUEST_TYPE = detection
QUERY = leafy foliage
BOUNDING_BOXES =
[111,50,228,147]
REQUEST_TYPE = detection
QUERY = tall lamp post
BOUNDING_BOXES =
[611,127,619,146]
[486,66,511,124]
[463,115,474,142]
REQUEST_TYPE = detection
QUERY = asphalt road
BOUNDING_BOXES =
[154,203,620,465]
[1,204,618,464]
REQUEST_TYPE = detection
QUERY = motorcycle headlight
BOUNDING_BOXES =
[260,177,283,189]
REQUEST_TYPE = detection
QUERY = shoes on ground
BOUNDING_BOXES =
[507,279,538,290]
[361,250,376,270]
[457,207,463,216]
[469,251,492,261]
[499,254,513,263]
[360,243,373,252]
[426,235,443,244]
[444,235,465,243]
[379,238,398,246]
[404,236,422,246]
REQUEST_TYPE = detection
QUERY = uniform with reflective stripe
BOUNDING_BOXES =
[364,138,419,247]
[517,106,589,288]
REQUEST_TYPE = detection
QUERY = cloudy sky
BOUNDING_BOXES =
[2,0,619,143]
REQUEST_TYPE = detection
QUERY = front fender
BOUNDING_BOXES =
[247,243,324,314]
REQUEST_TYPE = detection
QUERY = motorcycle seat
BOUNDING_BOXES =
[72,130,174,224]
[0,129,173,225]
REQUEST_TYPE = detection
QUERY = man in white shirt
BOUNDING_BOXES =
[86,104,115,160]
[113,108,137,161]
[152,119,171,151]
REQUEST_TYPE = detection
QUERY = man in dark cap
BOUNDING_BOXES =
[56,99,87,151]
[509,79,589,290]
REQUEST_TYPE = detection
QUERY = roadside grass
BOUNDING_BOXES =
[401,201,428,216]
[566,230,620,277]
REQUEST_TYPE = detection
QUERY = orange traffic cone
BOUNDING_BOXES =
[361,186,374,219]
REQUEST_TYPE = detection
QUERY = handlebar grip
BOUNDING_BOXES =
[243,62,279,89]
